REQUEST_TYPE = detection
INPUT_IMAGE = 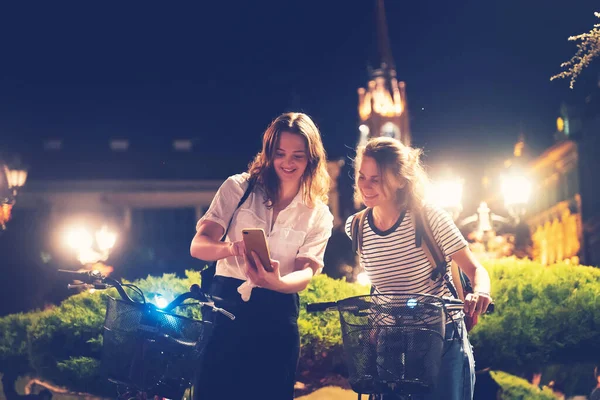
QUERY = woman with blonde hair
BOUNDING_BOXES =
[346,137,492,400]
[191,112,333,400]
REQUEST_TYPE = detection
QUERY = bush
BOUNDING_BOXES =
[470,258,600,373]
[26,291,107,394]
[297,274,369,383]
[491,370,556,400]
[1,258,599,396]
[538,362,597,398]
[0,312,39,376]
[299,274,369,353]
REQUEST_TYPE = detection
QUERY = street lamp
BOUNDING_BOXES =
[428,177,464,221]
[501,172,532,223]
[4,165,28,197]
[65,225,117,266]
[499,169,533,258]
[0,163,28,231]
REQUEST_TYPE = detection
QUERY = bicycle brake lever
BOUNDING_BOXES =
[67,283,93,290]
[213,307,235,320]
[93,282,109,289]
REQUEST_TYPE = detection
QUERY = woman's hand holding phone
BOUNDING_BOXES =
[240,228,283,291]
[244,251,282,291]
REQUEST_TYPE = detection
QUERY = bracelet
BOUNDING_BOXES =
[476,291,491,297]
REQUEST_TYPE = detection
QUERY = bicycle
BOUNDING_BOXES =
[59,269,235,400]
[307,293,494,400]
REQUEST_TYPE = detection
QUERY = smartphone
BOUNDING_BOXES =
[241,228,273,272]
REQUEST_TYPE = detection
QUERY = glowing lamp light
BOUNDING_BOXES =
[63,224,118,265]
[96,226,117,252]
[427,178,464,212]
[501,174,532,208]
[66,227,93,251]
[356,271,371,286]
[359,124,370,136]
[4,166,28,195]
[154,294,169,309]
[407,298,418,308]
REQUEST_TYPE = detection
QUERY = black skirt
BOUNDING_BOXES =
[194,275,300,400]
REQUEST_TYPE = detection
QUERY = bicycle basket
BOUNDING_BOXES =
[102,296,212,399]
[336,293,446,395]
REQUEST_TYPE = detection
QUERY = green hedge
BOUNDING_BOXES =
[299,274,369,352]
[469,257,600,372]
[1,258,599,396]
[297,274,369,378]
[0,312,39,376]
[26,293,106,394]
[492,371,556,400]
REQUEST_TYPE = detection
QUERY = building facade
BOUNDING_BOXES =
[526,140,582,265]
[525,90,600,267]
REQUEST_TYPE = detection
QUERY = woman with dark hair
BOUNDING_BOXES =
[190,112,333,400]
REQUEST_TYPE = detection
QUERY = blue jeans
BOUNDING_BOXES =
[376,320,475,400]
[424,320,475,400]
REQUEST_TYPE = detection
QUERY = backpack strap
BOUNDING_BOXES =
[449,261,466,301]
[351,208,369,255]
[220,178,255,241]
[412,205,464,301]
[200,177,255,316]
[351,208,373,294]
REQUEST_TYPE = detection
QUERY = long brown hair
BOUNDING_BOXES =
[248,112,330,208]
[354,137,429,210]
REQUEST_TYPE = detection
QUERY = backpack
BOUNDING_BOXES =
[350,206,477,331]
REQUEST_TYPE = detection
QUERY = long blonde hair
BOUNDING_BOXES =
[354,137,429,210]
[248,112,330,208]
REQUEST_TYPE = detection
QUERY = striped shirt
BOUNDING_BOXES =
[345,205,467,300]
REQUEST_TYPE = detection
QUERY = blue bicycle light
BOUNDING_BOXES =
[407,298,418,308]
[153,293,169,309]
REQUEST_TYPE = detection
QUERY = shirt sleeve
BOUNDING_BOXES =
[426,205,468,259]
[196,174,249,232]
[296,205,334,273]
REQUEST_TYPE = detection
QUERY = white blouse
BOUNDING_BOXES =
[197,173,334,282]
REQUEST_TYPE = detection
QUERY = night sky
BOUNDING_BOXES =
[1,0,598,164]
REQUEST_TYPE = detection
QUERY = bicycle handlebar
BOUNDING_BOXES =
[306,301,338,313]
[306,295,495,314]
[164,284,235,320]
[59,269,135,302]
[58,270,235,320]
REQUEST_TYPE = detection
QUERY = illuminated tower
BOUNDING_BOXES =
[357,0,411,146]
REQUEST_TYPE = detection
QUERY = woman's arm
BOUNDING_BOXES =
[451,246,492,316]
[190,174,249,261]
[244,206,334,294]
[190,220,244,261]
[244,254,317,294]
